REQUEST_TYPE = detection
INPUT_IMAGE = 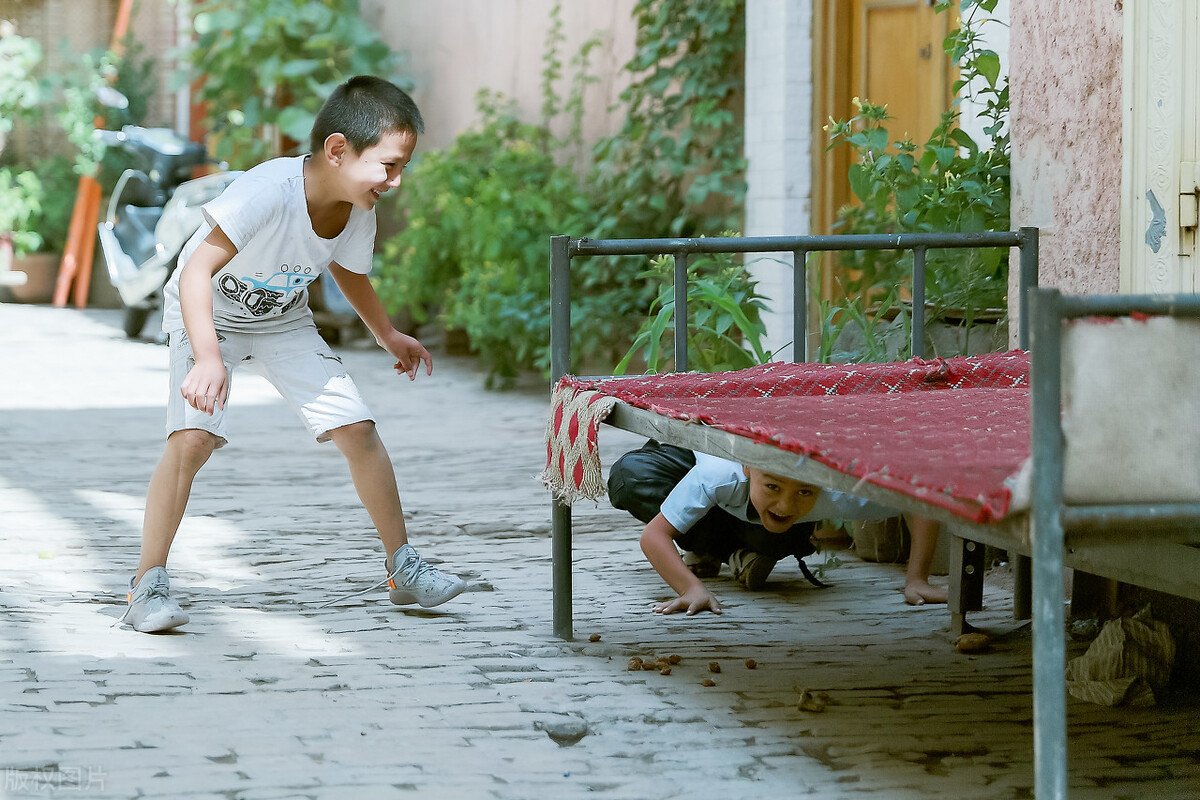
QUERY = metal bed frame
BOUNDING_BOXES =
[547,229,1200,799]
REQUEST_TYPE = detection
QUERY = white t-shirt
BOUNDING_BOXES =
[161,155,376,333]
[659,452,896,534]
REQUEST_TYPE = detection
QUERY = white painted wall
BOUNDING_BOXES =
[744,0,815,361]
[957,0,1010,148]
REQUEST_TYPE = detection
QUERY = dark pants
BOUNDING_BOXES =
[607,440,816,563]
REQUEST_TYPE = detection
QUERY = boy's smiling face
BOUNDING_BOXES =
[743,467,821,533]
[334,128,417,210]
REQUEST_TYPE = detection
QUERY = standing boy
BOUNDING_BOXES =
[608,440,947,615]
[123,76,464,633]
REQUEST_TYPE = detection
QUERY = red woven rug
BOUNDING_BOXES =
[547,352,1030,522]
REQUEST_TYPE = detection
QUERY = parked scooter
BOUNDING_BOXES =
[95,120,240,338]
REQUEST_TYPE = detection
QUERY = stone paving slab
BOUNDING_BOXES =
[2,303,1199,799]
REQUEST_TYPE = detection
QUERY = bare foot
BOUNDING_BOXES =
[904,579,948,606]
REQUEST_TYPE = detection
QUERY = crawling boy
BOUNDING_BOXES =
[608,439,946,615]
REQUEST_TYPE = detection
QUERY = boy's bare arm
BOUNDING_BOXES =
[640,514,722,615]
[327,262,433,380]
[178,226,237,415]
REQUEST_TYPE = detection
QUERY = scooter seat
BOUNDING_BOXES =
[120,205,163,238]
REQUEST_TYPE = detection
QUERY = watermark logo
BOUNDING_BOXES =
[3,765,106,793]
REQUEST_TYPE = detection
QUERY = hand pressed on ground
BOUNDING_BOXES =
[653,586,723,616]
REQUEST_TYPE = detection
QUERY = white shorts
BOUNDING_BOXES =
[166,325,374,447]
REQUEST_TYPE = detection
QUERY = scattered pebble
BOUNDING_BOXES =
[701,679,716,687]
[627,657,643,671]
[658,666,671,676]
[797,689,830,713]
[956,633,990,654]
[708,661,721,673]
[535,717,588,746]
[667,654,682,664]
[745,659,757,670]
[589,633,601,642]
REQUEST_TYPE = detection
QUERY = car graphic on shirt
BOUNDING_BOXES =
[218,265,318,317]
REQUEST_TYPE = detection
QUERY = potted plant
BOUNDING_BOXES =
[823,0,1010,363]
[0,21,39,294]
[1,155,78,303]
[0,167,41,290]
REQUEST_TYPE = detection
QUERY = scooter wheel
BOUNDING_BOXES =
[123,306,152,339]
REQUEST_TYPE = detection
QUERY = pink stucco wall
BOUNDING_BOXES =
[359,1,637,155]
[1010,0,1124,308]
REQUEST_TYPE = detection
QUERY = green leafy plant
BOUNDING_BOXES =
[823,0,1009,358]
[615,247,769,375]
[589,0,746,241]
[26,155,76,254]
[43,45,119,180]
[374,6,619,386]
[809,550,844,580]
[0,25,60,257]
[0,167,43,254]
[578,0,749,376]
[816,287,908,364]
[375,0,751,385]
[1,24,158,257]
[0,24,45,254]
[0,21,43,151]
[175,0,403,168]
[373,90,591,387]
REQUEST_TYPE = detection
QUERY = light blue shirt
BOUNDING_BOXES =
[659,453,895,534]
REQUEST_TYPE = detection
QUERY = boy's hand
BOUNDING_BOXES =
[380,330,433,380]
[653,586,723,616]
[181,357,228,415]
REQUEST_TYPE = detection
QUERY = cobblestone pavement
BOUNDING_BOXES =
[2,303,1199,800]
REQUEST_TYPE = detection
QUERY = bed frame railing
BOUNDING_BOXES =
[549,227,1041,640]
[1027,287,1200,798]
[547,230,1200,800]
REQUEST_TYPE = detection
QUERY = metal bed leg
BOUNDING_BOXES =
[552,498,573,640]
[549,235,573,640]
[949,536,986,636]
[1031,510,1067,799]
[1070,571,1118,620]
[1013,553,1032,620]
[1030,286,1068,800]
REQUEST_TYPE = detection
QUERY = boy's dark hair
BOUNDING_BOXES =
[310,75,424,155]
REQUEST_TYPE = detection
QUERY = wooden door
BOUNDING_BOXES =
[814,0,955,242]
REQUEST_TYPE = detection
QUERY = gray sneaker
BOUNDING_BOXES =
[728,549,778,591]
[123,567,189,632]
[386,544,465,608]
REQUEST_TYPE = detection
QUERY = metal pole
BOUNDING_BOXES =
[911,247,926,359]
[550,235,571,383]
[793,250,808,362]
[1029,286,1068,800]
[549,235,573,640]
[552,500,573,640]
[1018,227,1039,350]
[674,252,688,372]
[1013,227,1039,619]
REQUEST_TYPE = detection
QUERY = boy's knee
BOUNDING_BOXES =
[329,420,381,451]
[167,428,220,464]
[608,453,672,524]
[607,454,641,510]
